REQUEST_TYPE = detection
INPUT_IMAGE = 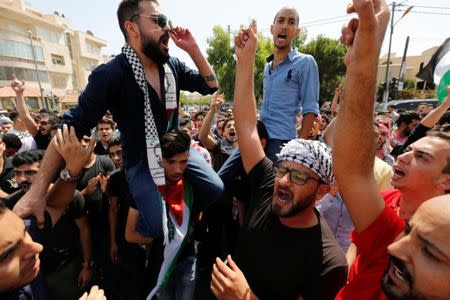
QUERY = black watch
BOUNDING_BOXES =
[60,168,81,183]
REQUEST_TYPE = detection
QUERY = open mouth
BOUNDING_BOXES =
[392,165,406,180]
[229,132,236,137]
[277,33,287,41]
[277,189,292,203]
[161,34,170,50]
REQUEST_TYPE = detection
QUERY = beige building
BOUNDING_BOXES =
[0,0,107,110]
[377,46,438,87]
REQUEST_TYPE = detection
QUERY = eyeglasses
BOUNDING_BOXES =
[273,165,320,186]
[130,13,172,29]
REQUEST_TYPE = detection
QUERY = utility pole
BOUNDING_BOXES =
[28,31,45,107]
[382,2,396,103]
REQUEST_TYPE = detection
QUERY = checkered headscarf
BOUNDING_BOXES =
[276,139,335,184]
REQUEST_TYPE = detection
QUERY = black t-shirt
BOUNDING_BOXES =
[236,157,348,300]
[40,191,86,272]
[0,156,19,194]
[93,142,108,156]
[33,131,51,150]
[210,143,231,172]
[3,190,86,273]
[77,155,116,226]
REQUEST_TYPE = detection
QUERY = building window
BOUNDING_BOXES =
[36,28,61,44]
[0,39,44,61]
[51,54,65,65]
[0,66,50,83]
[25,98,40,110]
[85,40,100,56]
[50,74,67,89]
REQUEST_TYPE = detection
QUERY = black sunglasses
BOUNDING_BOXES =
[130,13,172,29]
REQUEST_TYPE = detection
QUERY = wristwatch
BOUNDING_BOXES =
[60,168,81,183]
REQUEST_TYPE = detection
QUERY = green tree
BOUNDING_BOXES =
[206,26,235,101]
[299,35,346,103]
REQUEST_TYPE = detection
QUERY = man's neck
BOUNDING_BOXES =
[83,153,96,168]
[398,187,444,220]
[272,46,291,67]
[279,207,318,229]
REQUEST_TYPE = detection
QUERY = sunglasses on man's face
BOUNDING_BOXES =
[130,13,172,29]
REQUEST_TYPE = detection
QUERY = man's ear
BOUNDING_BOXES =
[315,184,331,201]
[438,173,450,192]
[124,20,140,40]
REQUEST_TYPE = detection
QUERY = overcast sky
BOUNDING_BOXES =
[27,0,450,68]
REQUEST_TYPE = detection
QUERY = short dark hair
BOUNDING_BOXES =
[395,111,421,126]
[438,111,450,126]
[117,0,159,41]
[178,117,192,130]
[107,136,121,152]
[97,117,116,130]
[273,6,300,26]
[12,150,45,168]
[221,117,234,132]
[2,133,22,150]
[257,120,269,140]
[8,111,18,122]
[161,129,190,159]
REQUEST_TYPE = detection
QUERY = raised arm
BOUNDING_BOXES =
[333,0,390,233]
[170,26,218,89]
[420,89,450,128]
[233,20,265,174]
[10,75,38,137]
[198,94,223,150]
[44,125,96,210]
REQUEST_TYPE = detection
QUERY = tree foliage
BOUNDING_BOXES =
[298,35,346,103]
[206,27,346,105]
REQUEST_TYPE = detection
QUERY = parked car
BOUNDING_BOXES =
[375,99,438,112]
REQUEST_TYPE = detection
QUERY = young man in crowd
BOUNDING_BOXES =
[94,118,116,156]
[3,150,93,300]
[199,94,238,171]
[10,78,60,151]
[12,0,223,240]
[259,6,319,162]
[333,1,450,299]
[210,20,347,300]
[107,137,149,299]
[126,130,213,299]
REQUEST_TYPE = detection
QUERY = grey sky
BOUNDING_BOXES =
[27,0,449,68]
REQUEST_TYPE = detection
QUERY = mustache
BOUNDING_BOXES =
[389,255,413,286]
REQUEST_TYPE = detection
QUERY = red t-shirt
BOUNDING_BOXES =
[335,204,404,300]
[381,189,401,212]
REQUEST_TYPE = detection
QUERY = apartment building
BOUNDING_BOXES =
[377,46,438,87]
[0,0,107,110]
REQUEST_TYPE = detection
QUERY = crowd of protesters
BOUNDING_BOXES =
[1,0,450,300]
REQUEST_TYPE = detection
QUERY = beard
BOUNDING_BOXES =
[381,256,430,300]
[271,187,317,218]
[20,181,32,192]
[141,31,170,64]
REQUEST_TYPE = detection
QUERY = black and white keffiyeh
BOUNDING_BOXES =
[276,139,335,184]
[122,43,177,186]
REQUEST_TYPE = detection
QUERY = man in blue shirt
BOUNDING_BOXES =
[260,6,320,162]
[12,0,223,238]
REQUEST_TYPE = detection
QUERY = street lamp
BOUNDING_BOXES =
[382,3,414,102]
